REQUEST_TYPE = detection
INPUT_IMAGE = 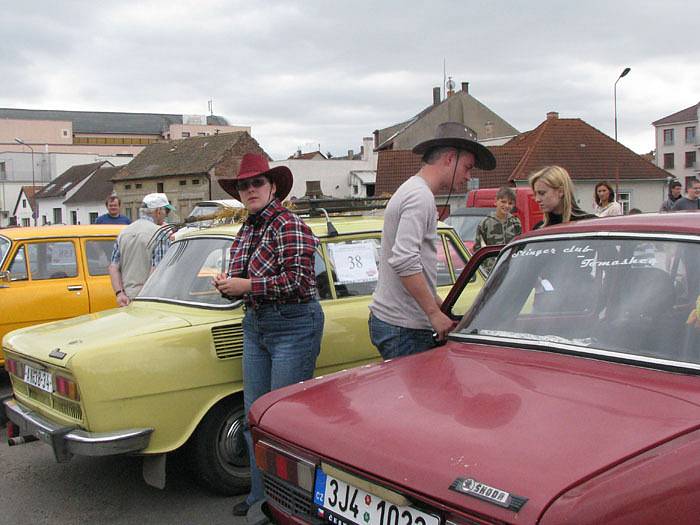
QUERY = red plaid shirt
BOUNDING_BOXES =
[227,199,318,303]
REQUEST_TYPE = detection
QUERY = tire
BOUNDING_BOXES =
[188,397,251,495]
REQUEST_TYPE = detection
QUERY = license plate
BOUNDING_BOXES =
[23,364,53,393]
[314,469,439,525]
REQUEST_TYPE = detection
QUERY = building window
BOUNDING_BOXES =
[125,207,132,220]
[70,210,78,225]
[157,183,164,193]
[179,180,187,186]
[125,184,131,190]
[22,218,30,227]
[0,161,6,180]
[53,208,63,224]
[42,215,47,225]
[192,179,200,185]
[89,212,98,224]
[686,126,696,144]
[664,153,675,169]
[686,151,697,168]
[197,132,207,136]
[182,132,190,138]
[617,191,631,214]
[22,199,27,209]
[135,183,142,189]
[663,129,674,146]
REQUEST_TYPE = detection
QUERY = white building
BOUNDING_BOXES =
[271,137,377,199]
[652,102,699,188]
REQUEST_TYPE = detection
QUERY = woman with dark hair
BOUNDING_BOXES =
[593,181,623,217]
[529,166,594,228]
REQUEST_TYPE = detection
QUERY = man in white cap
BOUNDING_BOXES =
[108,193,175,306]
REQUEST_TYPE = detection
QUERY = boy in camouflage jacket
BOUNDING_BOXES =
[474,187,522,272]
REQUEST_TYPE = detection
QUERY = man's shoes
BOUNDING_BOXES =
[232,500,250,517]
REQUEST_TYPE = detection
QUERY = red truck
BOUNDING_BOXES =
[466,187,543,232]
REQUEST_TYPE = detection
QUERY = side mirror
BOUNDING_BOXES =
[0,270,10,288]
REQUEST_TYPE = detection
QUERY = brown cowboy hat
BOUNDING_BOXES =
[219,153,293,200]
[412,122,496,171]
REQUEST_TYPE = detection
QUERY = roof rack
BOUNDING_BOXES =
[289,196,389,216]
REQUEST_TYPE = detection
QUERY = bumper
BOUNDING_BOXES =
[4,398,153,462]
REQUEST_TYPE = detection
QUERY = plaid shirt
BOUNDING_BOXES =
[227,199,318,303]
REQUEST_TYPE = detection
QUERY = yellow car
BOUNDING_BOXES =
[2,216,483,495]
[0,225,123,367]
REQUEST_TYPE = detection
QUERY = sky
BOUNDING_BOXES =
[2,0,699,160]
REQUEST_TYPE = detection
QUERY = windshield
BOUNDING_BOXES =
[445,214,487,244]
[0,236,10,267]
[138,237,239,307]
[188,205,220,218]
[456,237,700,367]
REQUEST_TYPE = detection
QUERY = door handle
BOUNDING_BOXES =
[67,285,83,291]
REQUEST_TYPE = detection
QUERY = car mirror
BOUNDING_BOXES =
[0,270,10,288]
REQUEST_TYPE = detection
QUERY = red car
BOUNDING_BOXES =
[250,212,700,525]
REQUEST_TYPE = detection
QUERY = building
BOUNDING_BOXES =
[112,132,267,219]
[34,161,114,225]
[64,166,123,225]
[270,137,377,199]
[11,186,43,227]
[652,102,699,188]
[377,112,672,213]
[374,82,519,152]
[0,108,249,226]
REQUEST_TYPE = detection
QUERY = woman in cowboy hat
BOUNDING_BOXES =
[213,153,324,516]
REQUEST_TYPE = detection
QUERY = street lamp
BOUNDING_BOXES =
[613,67,631,200]
[14,138,37,226]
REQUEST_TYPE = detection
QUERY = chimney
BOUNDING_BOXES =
[546,111,559,120]
[305,181,323,199]
[433,87,441,106]
[461,82,469,93]
[362,136,373,161]
[347,149,354,159]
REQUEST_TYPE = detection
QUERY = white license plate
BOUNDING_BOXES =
[23,364,53,393]
[314,469,439,525]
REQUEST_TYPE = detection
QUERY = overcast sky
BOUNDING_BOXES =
[2,0,699,159]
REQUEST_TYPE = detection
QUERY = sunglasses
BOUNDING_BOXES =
[236,177,268,192]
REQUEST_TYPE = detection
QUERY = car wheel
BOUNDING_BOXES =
[188,397,250,495]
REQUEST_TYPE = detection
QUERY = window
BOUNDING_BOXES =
[85,240,115,275]
[192,179,200,185]
[125,208,132,221]
[41,215,47,225]
[686,151,697,168]
[437,234,467,286]
[182,132,190,138]
[197,132,207,137]
[89,212,98,224]
[0,161,6,180]
[9,246,28,280]
[125,184,131,190]
[53,208,63,224]
[617,191,631,214]
[686,126,696,144]
[22,199,27,209]
[664,153,675,170]
[157,183,164,193]
[135,183,142,189]
[27,241,78,280]
[70,211,78,225]
[179,180,187,186]
[663,129,674,145]
[21,218,30,227]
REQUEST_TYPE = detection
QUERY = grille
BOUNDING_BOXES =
[211,324,244,359]
[263,473,313,517]
[53,397,83,420]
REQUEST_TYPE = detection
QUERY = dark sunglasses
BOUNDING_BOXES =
[236,177,268,192]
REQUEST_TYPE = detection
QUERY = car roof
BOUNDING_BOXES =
[519,212,700,240]
[178,214,456,240]
[0,224,124,241]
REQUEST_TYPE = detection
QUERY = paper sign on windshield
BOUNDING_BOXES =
[329,241,378,284]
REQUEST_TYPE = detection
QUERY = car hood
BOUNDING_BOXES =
[3,303,191,365]
[254,343,700,523]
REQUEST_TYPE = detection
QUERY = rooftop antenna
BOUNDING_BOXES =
[208,99,213,116]
[443,58,446,101]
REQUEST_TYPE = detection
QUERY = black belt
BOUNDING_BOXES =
[245,297,313,309]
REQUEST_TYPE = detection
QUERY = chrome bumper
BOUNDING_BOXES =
[4,398,153,462]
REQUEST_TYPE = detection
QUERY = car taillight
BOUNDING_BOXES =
[55,375,80,401]
[255,439,316,493]
[5,357,24,377]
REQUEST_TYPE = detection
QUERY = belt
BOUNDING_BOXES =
[245,297,313,309]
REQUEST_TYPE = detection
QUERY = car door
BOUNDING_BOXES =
[80,236,119,312]
[0,238,90,342]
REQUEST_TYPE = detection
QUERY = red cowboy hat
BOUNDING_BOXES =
[219,153,293,201]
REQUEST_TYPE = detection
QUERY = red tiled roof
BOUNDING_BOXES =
[652,102,699,126]
[376,116,671,194]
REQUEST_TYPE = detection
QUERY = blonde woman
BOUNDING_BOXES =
[529,166,594,228]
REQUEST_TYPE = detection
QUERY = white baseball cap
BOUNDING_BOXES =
[142,193,175,210]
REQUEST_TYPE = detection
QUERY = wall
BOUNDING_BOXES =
[168,123,250,140]
[0,119,73,145]
[65,200,105,225]
[654,107,699,185]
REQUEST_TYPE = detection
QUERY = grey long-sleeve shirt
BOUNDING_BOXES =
[369,175,438,330]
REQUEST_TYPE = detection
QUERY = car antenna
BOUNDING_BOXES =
[317,208,338,237]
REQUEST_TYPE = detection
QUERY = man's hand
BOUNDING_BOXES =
[429,310,456,341]
[116,291,130,307]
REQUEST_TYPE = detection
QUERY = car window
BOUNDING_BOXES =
[8,245,28,281]
[85,240,115,276]
[445,214,486,243]
[0,236,10,267]
[325,238,380,298]
[314,250,332,300]
[139,237,239,307]
[27,241,78,280]
[456,238,700,366]
[438,234,468,286]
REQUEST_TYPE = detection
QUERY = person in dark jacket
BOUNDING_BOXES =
[660,180,683,212]
[528,166,595,228]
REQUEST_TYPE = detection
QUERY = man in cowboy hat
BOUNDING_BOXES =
[213,153,324,517]
[369,122,496,359]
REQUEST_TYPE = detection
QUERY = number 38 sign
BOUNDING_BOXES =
[329,241,378,284]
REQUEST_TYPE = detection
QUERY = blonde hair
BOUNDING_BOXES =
[528,166,576,225]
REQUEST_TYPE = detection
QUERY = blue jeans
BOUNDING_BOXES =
[242,301,324,505]
[368,313,436,360]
